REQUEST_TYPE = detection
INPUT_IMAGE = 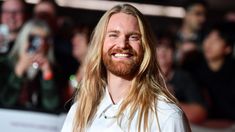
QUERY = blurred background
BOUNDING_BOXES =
[0,0,235,132]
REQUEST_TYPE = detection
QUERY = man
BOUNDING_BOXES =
[0,0,27,98]
[177,0,207,46]
[156,32,207,124]
[33,0,58,33]
[0,0,27,54]
[62,4,191,132]
[176,0,207,66]
[191,21,235,127]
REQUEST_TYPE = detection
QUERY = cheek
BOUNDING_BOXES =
[156,49,164,58]
[131,42,142,54]
[157,52,165,63]
[211,42,223,52]
[1,15,8,22]
[16,16,24,23]
[80,43,88,53]
[72,38,79,47]
[212,45,220,52]
[103,39,113,53]
[203,39,212,50]
[102,43,108,55]
[188,15,196,23]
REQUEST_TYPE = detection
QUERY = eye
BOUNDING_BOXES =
[129,34,140,41]
[108,33,118,38]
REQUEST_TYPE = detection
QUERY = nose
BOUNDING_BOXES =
[116,35,129,49]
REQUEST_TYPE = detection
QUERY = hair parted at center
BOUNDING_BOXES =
[73,4,177,132]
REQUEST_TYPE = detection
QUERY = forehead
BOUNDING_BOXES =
[107,12,140,32]
[208,30,220,37]
[2,0,23,9]
[188,4,205,12]
[34,2,55,15]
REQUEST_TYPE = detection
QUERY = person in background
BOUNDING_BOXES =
[191,21,235,128]
[33,0,58,33]
[33,1,78,110]
[176,0,207,66]
[33,0,77,75]
[62,4,191,132]
[0,0,27,55]
[156,32,207,124]
[0,19,59,112]
[70,25,91,86]
[0,0,28,108]
[63,24,91,111]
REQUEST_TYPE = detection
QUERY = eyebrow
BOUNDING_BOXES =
[107,30,141,36]
[107,30,120,34]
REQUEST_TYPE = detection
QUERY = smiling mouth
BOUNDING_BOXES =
[111,53,133,58]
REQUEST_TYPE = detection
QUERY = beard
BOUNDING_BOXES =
[102,48,143,78]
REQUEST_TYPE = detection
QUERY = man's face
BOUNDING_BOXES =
[203,30,231,61]
[102,12,143,78]
[185,4,206,31]
[1,0,25,32]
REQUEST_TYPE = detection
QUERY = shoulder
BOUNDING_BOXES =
[61,102,78,132]
[156,97,183,121]
[155,97,191,132]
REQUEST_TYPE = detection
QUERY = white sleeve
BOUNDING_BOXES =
[153,99,192,132]
[161,111,191,132]
[61,103,77,132]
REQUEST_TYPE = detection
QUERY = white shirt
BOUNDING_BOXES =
[61,89,191,132]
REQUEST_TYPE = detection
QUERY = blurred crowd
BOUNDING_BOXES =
[0,0,235,129]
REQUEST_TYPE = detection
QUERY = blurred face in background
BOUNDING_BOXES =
[156,39,174,74]
[34,1,56,18]
[185,4,206,31]
[203,30,231,62]
[34,1,57,31]
[1,0,25,32]
[72,33,89,62]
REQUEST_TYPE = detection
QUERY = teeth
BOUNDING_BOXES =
[114,53,128,57]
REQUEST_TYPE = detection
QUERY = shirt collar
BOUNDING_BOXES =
[96,87,123,119]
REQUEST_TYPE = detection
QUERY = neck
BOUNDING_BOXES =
[207,58,224,72]
[107,72,132,104]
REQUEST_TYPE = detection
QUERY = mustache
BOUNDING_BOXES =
[108,48,136,56]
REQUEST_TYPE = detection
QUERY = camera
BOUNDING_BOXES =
[27,34,42,54]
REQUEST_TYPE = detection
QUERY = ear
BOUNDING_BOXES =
[224,45,232,55]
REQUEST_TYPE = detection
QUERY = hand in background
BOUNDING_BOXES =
[33,53,53,80]
[15,52,35,77]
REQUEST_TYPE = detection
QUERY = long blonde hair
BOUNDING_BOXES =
[73,4,177,132]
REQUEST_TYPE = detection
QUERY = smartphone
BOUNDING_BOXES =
[27,34,42,54]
